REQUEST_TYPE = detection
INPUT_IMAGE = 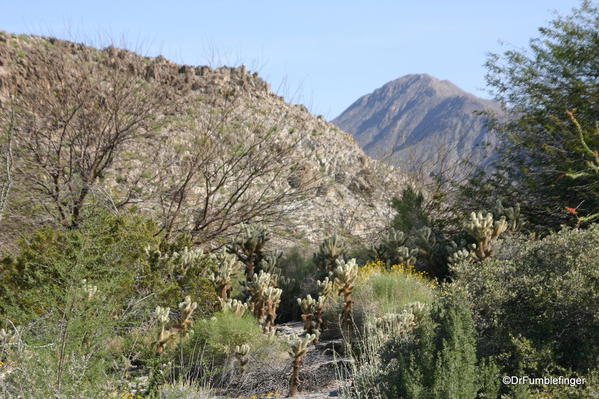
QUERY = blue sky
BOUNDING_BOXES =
[0,0,584,119]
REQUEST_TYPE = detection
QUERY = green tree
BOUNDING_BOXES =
[477,1,599,230]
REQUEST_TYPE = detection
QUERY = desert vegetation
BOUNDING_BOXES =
[0,2,598,399]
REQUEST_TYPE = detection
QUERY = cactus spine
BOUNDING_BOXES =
[287,333,316,397]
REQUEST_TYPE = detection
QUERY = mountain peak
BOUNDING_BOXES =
[332,74,501,174]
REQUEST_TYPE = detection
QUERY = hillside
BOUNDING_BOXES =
[332,74,502,175]
[0,32,403,249]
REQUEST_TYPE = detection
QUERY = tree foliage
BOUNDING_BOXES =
[479,1,599,229]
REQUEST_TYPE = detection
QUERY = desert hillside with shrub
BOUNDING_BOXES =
[0,2,598,399]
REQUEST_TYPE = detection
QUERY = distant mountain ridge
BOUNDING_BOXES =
[332,74,501,174]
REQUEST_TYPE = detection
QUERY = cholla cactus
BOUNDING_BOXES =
[372,302,427,341]
[145,245,209,280]
[403,301,428,322]
[333,258,358,321]
[297,295,320,335]
[259,251,281,275]
[154,296,198,354]
[178,296,197,333]
[155,306,174,354]
[247,271,282,329]
[314,235,346,272]
[220,298,249,316]
[80,279,98,300]
[464,211,508,261]
[234,344,250,373]
[287,333,316,397]
[414,226,437,264]
[298,276,333,340]
[373,228,417,266]
[447,247,474,265]
[0,326,20,356]
[493,199,526,232]
[229,224,270,279]
[316,276,334,298]
[314,276,334,333]
[208,251,242,300]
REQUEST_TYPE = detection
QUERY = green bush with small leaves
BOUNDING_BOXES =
[452,225,599,374]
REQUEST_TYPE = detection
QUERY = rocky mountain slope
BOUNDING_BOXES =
[332,74,502,175]
[0,32,403,248]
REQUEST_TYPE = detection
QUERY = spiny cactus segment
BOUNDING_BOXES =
[220,298,249,316]
[464,211,508,261]
[287,333,316,397]
[333,258,358,322]
[247,271,282,329]
[234,343,250,373]
[154,296,198,354]
[208,250,242,300]
[314,234,346,272]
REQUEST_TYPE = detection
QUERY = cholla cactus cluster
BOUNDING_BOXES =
[154,296,198,354]
[447,247,474,265]
[145,245,208,279]
[464,211,508,261]
[234,343,250,373]
[297,295,327,335]
[333,258,358,321]
[287,333,316,397]
[220,298,248,316]
[297,276,333,340]
[373,228,417,266]
[414,226,438,264]
[247,271,282,329]
[365,302,428,354]
[314,235,346,272]
[493,200,526,232]
[208,251,242,300]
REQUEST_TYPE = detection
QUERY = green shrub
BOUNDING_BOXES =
[451,225,599,374]
[0,211,220,325]
[379,290,497,399]
[181,311,283,367]
[1,280,126,398]
[0,211,158,323]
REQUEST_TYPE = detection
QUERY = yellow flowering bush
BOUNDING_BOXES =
[358,260,437,289]
[353,260,437,316]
